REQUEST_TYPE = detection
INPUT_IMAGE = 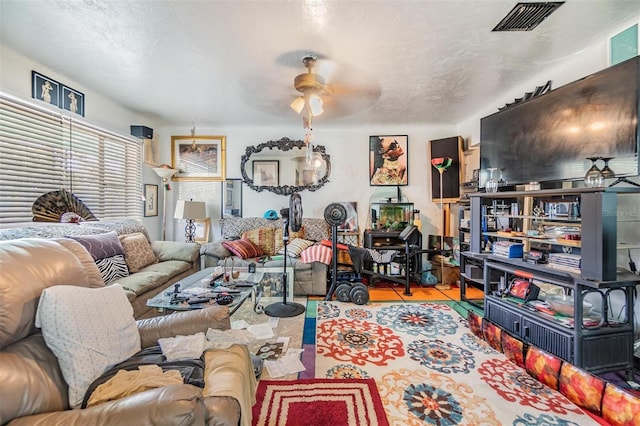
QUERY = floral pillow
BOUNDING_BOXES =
[118,232,159,273]
[222,238,262,259]
[242,227,276,256]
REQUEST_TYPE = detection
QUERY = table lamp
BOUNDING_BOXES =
[174,200,207,243]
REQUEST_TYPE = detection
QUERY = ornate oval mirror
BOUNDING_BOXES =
[241,137,331,196]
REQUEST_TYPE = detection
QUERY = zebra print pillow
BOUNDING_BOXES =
[95,254,129,284]
[67,231,130,284]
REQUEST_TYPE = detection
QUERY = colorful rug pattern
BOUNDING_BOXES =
[315,301,599,425]
[252,378,389,426]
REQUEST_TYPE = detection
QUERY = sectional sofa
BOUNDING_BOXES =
[0,219,200,319]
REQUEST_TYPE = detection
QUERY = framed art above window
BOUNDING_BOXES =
[171,135,226,181]
[369,135,408,186]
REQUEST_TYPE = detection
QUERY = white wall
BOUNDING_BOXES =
[0,45,164,237]
[2,22,638,253]
[156,124,457,243]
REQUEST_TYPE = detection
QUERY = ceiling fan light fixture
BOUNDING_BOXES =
[290,96,305,114]
[308,93,324,116]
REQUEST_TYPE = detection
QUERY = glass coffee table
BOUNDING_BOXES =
[147,267,266,315]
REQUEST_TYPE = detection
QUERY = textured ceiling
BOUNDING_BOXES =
[1,0,639,128]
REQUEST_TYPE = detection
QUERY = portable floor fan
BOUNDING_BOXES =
[264,193,306,318]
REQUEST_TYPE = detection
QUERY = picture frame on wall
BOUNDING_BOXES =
[221,178,243,218]
[143,184,158,217]
[253,160,279,186]
[369,135,408,186]
[337,202,358,232]
[61,85,85,116]
[194,218,211,243]
[31,71,60,107]
[171,135,226,181]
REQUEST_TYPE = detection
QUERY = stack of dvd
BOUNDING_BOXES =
[548,253,581,274]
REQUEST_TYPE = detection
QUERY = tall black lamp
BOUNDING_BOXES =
[174,200,206,243]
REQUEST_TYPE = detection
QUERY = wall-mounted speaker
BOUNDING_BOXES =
[130,125,153,139]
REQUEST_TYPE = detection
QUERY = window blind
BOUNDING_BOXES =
[0,93,142,225]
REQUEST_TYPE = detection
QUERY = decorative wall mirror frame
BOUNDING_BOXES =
[240,137,331,196]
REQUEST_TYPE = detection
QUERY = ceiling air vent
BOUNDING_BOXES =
[493,2,564,32]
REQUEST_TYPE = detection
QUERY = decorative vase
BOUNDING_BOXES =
[584,157,604,187]
[486,168,499,193]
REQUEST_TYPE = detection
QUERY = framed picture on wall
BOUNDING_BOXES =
[194,218,211,243]
[171,135,226,181]
[31,71,60,107]
[61,85,85,116]
[337,202,358,232]
[369,135,408,186]
[143,184,158,217]
[253,160,279,186]
[221,178,243,218]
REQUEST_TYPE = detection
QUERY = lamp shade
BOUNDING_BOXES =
[308,93,324,116]
[153,164,176,180]
[174,200,206,220]
[290,96,305,114]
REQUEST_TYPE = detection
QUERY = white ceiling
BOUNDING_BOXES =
[1,0,639,128]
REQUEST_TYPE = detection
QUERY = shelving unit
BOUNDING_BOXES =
[465,186,640,378]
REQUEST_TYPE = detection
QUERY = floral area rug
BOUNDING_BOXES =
[315,301,599,425]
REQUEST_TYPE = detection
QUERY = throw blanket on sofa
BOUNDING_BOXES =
[82,346,205,408]
[300,244,332,265]
[86,365,183,407]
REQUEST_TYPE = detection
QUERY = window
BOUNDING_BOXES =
[0,93,142,225]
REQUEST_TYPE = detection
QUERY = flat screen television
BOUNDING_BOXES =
[480,55,639,186]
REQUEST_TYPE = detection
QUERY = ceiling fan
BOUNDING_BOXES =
[290,55,333,117]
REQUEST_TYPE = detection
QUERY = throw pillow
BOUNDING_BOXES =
[35,284,141,408]
[242,227,276,256]
[68,231,129,284]
[222,238,262,259]
[118,232,159,273]
[277,238,315,257]
[274,226,305,253]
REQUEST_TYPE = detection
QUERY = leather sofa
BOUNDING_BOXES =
[0,219,200,319]
[200,217,331,296]
[0,238,252,425]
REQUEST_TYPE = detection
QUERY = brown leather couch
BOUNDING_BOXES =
[0,238,251,425]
